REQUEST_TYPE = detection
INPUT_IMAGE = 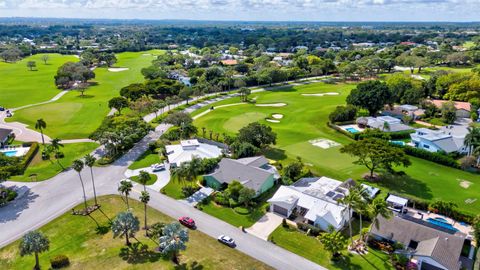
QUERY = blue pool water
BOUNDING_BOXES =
[427,217,458,232]
[2,150,17,157]
[390,140,406,146]
[346,127,359,134]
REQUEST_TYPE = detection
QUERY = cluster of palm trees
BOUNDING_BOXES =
[72,154,98,213]
[35,119,66,169]
[337,185,393,249]
[171,156,202,187]
[118,171,151,233]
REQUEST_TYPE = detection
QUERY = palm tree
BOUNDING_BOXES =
[350,185,370,237]
[50,138,64,169]
[19,231,50,270]
[465,127,480,156]
[318,226,347,260]
[159,222,189,264]
[35,119,47,145]
[337,189,363,246]
[140,191,150,233]
[138,170,151,192]
[367,197,393,239]
[111,211,140,246]
[72,159,88,211]
[118,180,133,209]
[84,154,98,206]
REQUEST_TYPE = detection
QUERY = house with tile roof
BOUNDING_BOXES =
[371,215,474,270]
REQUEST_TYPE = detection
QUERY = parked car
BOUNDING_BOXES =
[151,163,165,172]
[178,216,196,229]
[217,235,236,247]
[0,107,4,111]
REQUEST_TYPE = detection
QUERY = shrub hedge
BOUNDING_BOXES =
[296,222,322,236]
[50,255,70,269]
[394,145,460,169]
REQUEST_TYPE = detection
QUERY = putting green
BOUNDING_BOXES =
[7,50,163,139]
[194,82,480,215]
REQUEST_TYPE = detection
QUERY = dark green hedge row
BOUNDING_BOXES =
[402,195,475,224]
[394,144,460,169]
[20,142,39,172]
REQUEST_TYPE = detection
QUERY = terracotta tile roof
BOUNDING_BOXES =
[429,99,471,112]
[220,59,238,66]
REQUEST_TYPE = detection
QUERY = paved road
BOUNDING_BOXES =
[0,77,331,270]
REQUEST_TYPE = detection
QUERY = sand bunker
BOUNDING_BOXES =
[309,139,340,149]
[266,119,280,123]
[459,179,472,189]
[272,114,284,119]
[256,103,287,107]
[301,92,339,97]
[108,68,129,72]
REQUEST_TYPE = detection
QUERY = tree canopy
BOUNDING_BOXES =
[346,80,391,116]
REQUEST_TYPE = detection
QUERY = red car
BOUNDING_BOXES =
[178,217,196,228]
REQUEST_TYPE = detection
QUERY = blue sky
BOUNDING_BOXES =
[0,0,479,21]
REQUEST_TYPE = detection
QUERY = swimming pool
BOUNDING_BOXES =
[346,127,360,134]
[1,150,18,157]
[390,140,406,146]
[427,217,458,232]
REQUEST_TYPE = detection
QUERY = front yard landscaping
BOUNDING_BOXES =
[128,149,162,170]
[130,173,157,185]
[0,195,272,270]
[268,220,394,270]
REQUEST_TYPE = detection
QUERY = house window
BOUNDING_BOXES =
[423,145,430,149]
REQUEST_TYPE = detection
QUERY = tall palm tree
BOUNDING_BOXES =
[140,191,150,233]
[465,126,480,156]
[337,189,363,246]
[367,197,393,239]
[118,180,133,209]
[350,185,370,237]
[50,138,64,169]
[138,170,151,192]
[72,159,88,211]
[35,119,47,145]
[111,211,140,246]
[84,154,98,206]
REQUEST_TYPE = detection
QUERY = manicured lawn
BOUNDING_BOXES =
[200,200,267,228]
[161,178,193,199]
[128,149,161,170]
[193,82,480,215]
[268,224,393,270]
[0,53,78,108]
[130,173,158,185]
[9,142,99,182]
[0,195,272,270]
[7,50,163,139]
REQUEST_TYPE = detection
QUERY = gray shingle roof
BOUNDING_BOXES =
[0,128,12,142]
[206,156,272,192]
[371,215,465,270]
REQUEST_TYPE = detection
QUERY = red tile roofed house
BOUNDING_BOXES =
[400,41,417,46]
[220,59,238,66]
[429,99,471,118]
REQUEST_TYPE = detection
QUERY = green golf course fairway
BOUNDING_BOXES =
[193,82,480,215]
[0,53,78,108]
[6,50,163,139]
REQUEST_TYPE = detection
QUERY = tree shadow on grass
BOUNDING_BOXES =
[266,85,298,93]
[76,94,95,99]
[373,172,433,201]
[174,261,204,270]
[263,147,287,161]
[119,242,162,264]
[331,254,363,270]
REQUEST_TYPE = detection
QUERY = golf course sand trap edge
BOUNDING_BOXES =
[302,92,339,97]
[309,138,341,149]
[255,103,287,107]
[272,114,284,119]
[108,67,130,72]
[266,119,280,123]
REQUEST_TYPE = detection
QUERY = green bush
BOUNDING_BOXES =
[20,142,39,172]
[50,255,70,269]
[234,206,250,215]
[396,145,460,169]
[0,188,17,206]
[296,222,322,236]
[329,105,357,123]
[213,192,229,206]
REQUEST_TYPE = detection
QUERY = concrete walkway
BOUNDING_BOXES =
[246,212,284,240]
[124,162,171,191]
[192,102,247,120]
[11,90,69,112]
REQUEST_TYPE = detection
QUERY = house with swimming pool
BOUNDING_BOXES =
[203,156,280,197]
[0,128,13,147]
[371,214,475,270]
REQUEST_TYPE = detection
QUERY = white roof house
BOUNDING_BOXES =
[410,128,467,154]
[166,139,223,166]
[386,194,408,212]
[268,177,352,231]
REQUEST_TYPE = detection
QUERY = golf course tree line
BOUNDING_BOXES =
[79,49,117,68]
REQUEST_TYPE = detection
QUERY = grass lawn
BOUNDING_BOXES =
[268,224,393,270]
[7,50,163,139]
[193,82,480,215]
[130,173,158,186]
[199,185,280,228]
[161,179,195,199]
[128,149,161,170]
[0,195,272,270]
[9,142,99,182]
[0,53,78,108]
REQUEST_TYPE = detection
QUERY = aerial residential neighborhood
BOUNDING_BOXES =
[1,2,480,270]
